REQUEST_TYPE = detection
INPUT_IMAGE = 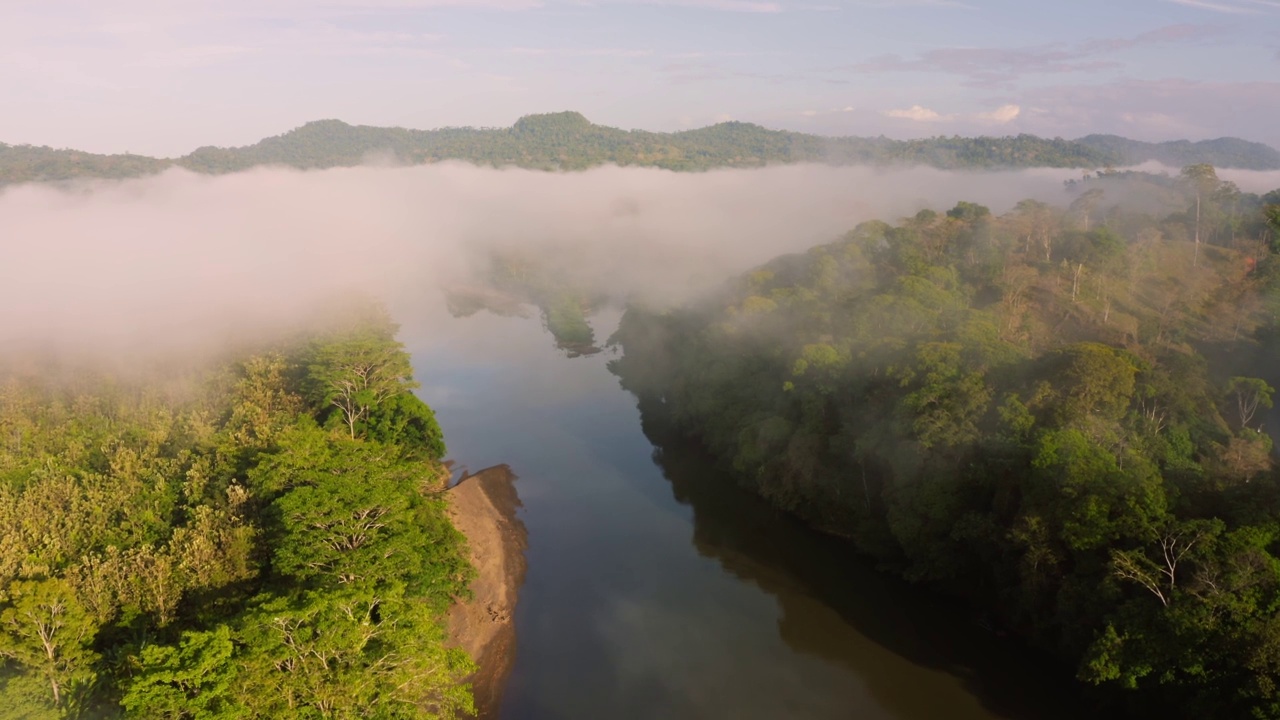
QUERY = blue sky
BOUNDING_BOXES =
[1,0,1278,156]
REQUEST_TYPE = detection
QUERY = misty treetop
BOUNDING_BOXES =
[0,301,474,719]
[5,112,1280,187]
[610,171,1280,718]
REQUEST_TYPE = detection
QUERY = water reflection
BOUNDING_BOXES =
[643,426,1091,720]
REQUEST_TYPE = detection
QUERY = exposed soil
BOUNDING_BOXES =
[445,465,528,719]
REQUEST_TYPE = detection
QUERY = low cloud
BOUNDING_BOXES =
[978,104,1021,124]
[879,102,1020,130]
[883,105,950,122]
[797,106,856,118]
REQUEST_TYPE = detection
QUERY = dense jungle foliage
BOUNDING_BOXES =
[610,167,1280,717]
[5,111,1279,186]
[0,304,474,719]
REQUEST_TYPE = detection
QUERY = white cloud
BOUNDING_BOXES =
[977,104,1021,123]
[883,104,950,121]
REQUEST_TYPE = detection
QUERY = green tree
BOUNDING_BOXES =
[1227,376,1275,430]
[272,454,421,588]
[1044,342,1138,424]
[231,590,475,719]
[266,438,469,601]
[122,626,237,719]
[0,579,99,712]
[900,342,991,450]
[364,393,447,461]
[1029,429,1162,551]
[308,334,418,440]
[223,352,304,452]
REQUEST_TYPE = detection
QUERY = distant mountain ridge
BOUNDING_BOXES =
[1076,134,1280,171]
[3,111,1278,187]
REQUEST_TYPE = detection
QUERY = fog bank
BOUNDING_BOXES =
[0,161,1218,351]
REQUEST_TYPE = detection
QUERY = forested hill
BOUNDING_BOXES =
[178,112,1114,173]
[5,111,1279,186]
[0,142,172,186]
[1077,134,1280,171]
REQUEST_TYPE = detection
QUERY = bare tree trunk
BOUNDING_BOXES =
[1194,194,1201,268]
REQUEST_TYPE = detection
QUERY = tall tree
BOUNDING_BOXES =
[1180,164,1220,267]
[1070,188,1106,232]
[308,334,418,440]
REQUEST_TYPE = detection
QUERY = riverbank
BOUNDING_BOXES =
[445,465,528,719]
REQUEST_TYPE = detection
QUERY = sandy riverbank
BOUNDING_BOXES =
[445,465,528,719]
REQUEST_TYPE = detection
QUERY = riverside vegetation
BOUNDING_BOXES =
[0,303,476,719]
[609,166,1280,717]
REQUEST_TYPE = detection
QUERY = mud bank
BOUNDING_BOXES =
[445,465,528,719]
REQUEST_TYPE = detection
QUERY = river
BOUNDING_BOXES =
[400,299,1089,720]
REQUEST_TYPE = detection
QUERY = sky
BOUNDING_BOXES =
[1,0,1278,157]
